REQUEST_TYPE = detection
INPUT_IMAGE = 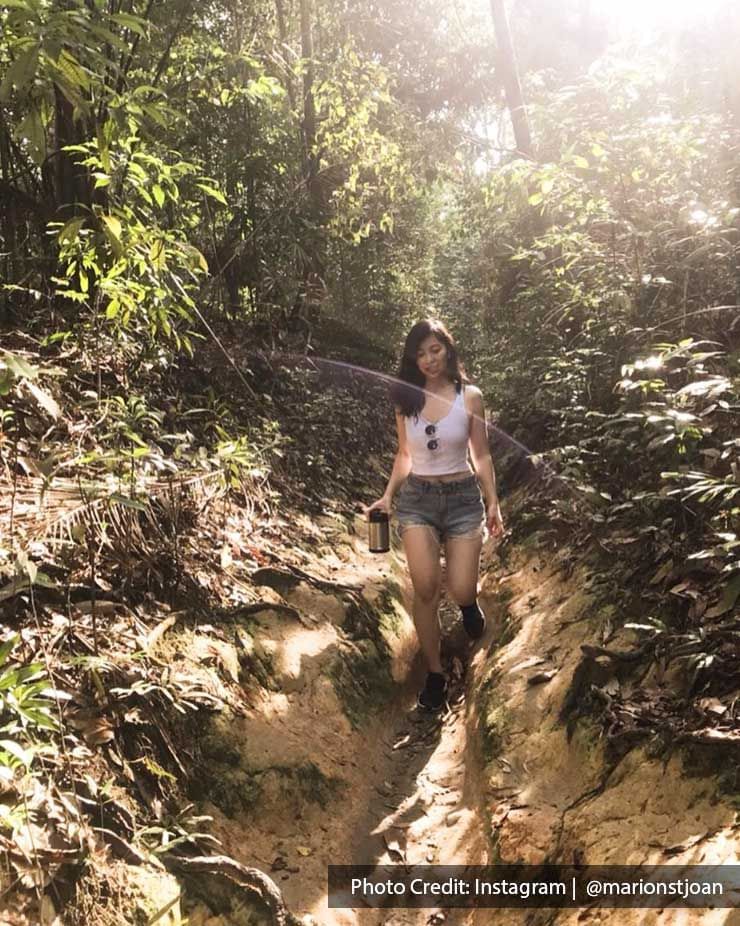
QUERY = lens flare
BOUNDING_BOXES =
[270,352,567,497]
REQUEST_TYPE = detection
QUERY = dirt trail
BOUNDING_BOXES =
[183,508,738,926]
[317,601,492,926]
[186,514,491,926]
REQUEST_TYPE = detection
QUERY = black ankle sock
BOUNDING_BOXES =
[461,601,485,639]
[426,671,446,690]
[418,671,447,711]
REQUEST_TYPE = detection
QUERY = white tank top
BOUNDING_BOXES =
[405,387,471,476]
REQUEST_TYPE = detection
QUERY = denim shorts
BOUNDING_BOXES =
[395,473,485,541]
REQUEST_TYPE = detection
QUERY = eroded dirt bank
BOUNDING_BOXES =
[472,534,739,926]
[165,496,737,926]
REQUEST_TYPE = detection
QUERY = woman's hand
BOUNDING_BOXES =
[486,498,504,537]
[364,495,392,517]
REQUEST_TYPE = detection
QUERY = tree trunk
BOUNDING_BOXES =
[299,0,318,199]
[292,0,325,335]
[53,85,90,215]
[245,98,260,313]
[489,0,534,159]
[273,0,297,112]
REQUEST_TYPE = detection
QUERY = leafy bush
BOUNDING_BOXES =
[0,634,58,828]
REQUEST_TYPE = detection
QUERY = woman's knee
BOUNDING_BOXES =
[413,582,441,606]
[446,581,477,606]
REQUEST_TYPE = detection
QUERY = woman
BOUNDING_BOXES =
[365,319,504,712]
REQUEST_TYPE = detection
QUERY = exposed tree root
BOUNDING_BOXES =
[168,853,299,926]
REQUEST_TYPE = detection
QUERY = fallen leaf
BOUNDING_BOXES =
[24,380,59,419]
[705,573,740,618]
[668,581,700,599]
[649,560,674,585]
[83,718,116,747]
[73,600,120,615]
[67,712,115,747]
[698,698,727,716]
[510,656,545,673]
[296,846,312,857]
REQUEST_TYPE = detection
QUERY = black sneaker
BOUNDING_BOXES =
[417,672,447,712]
[462,603,486,640]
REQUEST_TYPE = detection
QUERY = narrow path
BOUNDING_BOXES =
[321,598,490,926]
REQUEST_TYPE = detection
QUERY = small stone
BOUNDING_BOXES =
[445,810,463,826]
[271,856,287,871]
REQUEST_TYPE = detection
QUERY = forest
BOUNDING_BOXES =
[1,0,739,923]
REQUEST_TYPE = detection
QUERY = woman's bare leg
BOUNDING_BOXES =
[402,525,443,673]
[444,532,483,607]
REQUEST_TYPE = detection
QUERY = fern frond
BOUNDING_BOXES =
[0,471,224,549]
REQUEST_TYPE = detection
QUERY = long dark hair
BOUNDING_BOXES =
[390,318,467,417]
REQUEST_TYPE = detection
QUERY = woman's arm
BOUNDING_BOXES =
[467,386,504,536]
[365,409,412,514]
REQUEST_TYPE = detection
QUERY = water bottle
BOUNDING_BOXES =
[368,509,390,553]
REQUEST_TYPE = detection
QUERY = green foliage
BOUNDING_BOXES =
[0,350,60,419]
[0,0,146,161]
[0,634,58,805]
[51,135,212,350]
[315,45,413,243]
[134,803,218,856]
[451,57,738,428]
